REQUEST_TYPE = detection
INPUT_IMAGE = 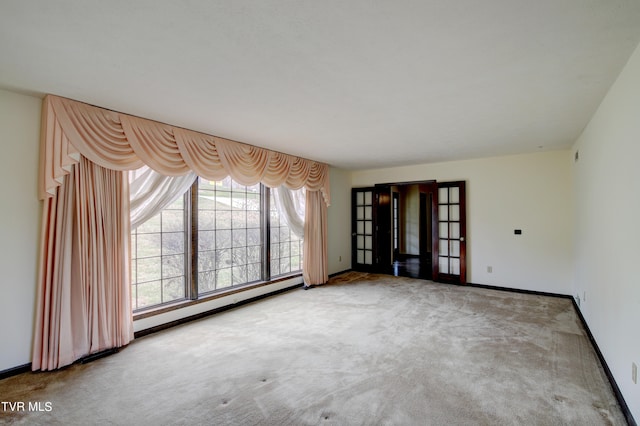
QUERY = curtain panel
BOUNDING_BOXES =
[35,95,330,370]
[33,158,133,371]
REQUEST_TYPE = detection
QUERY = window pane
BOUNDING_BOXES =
[199,210,215,230]
[199,230,216,251]
[136,233,161,258]
[247,246,261,263]
[215,191,231,209]
[137,257,161,283]
[199,191,217,210]
[198,250,216,272]
[232,265,247,284]
[248,263,261,282]
[232,192,246,210]
[215,230,232,249]
[439,187,448,203]
[233,247,247,265]
[131,187,187,311]
[247,211,260,228]
[161,210,183,232]
[137,214,160,234]
[232,229,247,247]
[216,249,232,269]
[439,222,448,238]
[198,271,216,293]
[217,268,232,288]
[450,223,460,239]
[439,240,449,256]
[439,204,448,221]
[162,232,184,255]
[162,254,184,279]
[439,257,449,274]
[269,187,304,277]
[232,210,246,228]
[279,242,290,258]
[216,211,231,229]
[135,280,162,309]
[449,205,460,221]
[163,277,185,302]
[247,228,261,245]
[449,187,460,203]
[197,177,266,291]
[364,191,372,205]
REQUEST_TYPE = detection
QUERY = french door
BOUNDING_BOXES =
[352,181,466,283]
[435,181,466,284]
[351,187,390,273]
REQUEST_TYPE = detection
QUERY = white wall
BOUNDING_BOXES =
[327,166,352,274]
[572,42,640,420]
[0,89,42,371]
[352,150,574,294]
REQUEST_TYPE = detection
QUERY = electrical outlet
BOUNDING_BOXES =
[487,266,492,273]
[633,362,637,384]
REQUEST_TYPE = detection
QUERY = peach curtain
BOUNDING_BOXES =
[33,157,133,371]
[303,190,328,286]
[35,95,330,369]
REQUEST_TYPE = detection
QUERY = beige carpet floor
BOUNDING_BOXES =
[0,272,626,425]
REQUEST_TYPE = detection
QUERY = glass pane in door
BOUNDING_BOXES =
[438,184,463,282]
[354,189,374,266]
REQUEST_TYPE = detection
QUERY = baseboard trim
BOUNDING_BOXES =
[79,348,119,364]
[134,282,303,339]
[0,363,31,381]
[570,299,636,426]
[467,281,635,426]
[466,282,573,299]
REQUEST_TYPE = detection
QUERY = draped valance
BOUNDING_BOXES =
[40,95,330,204]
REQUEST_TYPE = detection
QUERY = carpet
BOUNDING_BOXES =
[0,273,625,425]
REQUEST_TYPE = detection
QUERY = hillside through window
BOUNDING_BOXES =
[130,176,304,312]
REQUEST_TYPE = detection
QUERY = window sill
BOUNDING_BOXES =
[133,273,303,321]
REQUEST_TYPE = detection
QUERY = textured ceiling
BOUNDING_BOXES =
[1,1,640,169]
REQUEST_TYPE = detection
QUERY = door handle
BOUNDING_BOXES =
[460,237,465,242]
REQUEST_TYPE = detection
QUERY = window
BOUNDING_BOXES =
[131,196,186,310]
[130,176,304,312]
[270,189,304,276]
[197,177,262,293]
